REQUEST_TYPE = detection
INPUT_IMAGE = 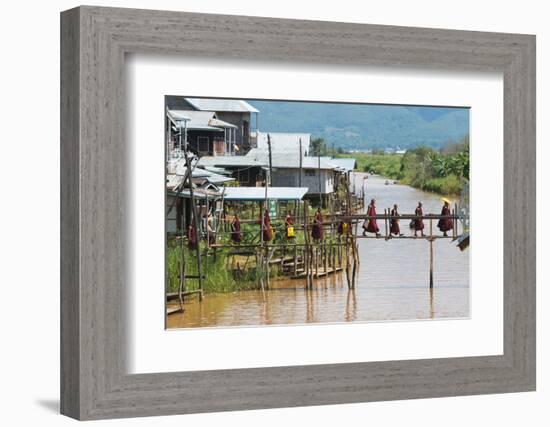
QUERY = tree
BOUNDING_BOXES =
[310,137,326,156]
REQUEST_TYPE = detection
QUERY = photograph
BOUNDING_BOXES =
[164,96,471,329]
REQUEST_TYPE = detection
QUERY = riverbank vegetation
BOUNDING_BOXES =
[166,206,337,294]
[338,136,469,195]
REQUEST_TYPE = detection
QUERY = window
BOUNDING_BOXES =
[197,136,209,154]
[305,169,315,177]
[238,168,250,184]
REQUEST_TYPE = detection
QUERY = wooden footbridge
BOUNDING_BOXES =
[167,200,466,315]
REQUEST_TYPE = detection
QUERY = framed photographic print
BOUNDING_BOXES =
[61,6,536,420]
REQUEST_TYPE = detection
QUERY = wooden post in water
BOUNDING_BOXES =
[351,234,358,288]
[429,218,434,289]
[303,200,311,288]
[178,224,186,313]
[178,256,186,313]
[454,202,458,239]
[384,208,388,239]
[293,243,298,277]
[315,244,319,279]
[344,236,351,289]
[325,241,329,273]
[338,235,342,267]
[180,122,204,301]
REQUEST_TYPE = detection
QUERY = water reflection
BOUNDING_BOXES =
[345,289,357,322]
[167,175,469,329]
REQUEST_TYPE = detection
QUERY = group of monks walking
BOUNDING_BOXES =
[187,198,454,248]
[227,207,326,244]
[362,199,454,238]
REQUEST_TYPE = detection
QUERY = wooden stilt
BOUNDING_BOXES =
[429,239,434,289]
[429,218,434,289]
[315,244,319,279]
[180,127,204,301]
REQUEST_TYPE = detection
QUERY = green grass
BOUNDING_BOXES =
[166,243,264,294]
[337,149,467,196]
[337,153,403,179]
[421,175,462,195]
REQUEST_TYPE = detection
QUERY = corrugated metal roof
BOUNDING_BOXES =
[209,118,237,128]
[168,110,236,131]
[167,110,191,124]
[254,132,311,155]
[223,187,309,201]
[185,98,259,113]
[198,156,265,168]
[329,158,356,172]
[198,172,235,184]
[246,150,335,170]
[167,188,221,199]
[202,166,232,176]
[167,167,234,191]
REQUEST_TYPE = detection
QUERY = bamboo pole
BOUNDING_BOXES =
[293,244,298,277]
[324,241,328,274]
[338,236,342,267]
[180,121,204,301]
[429,218,434,289]
[344,236,351,289]
[351,234,358,289]
[454,202,458,238]
[303,200,311,289]
[384,208,388,239]
[177,224,186,313]
[315,244,319,278]
[178,258,186,313]
[318,153,322,208]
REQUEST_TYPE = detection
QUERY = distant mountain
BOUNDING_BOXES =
[248,100,469,151]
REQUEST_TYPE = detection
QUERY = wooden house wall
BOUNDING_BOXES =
[272,168,334,194]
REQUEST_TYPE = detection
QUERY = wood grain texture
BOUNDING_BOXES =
[60,7,80,419]
[60,6,536,420]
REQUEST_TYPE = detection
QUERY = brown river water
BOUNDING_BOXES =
[167,174,469,329]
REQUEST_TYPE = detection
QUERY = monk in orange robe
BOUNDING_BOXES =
[187,224,197,249]
[437,201,453,237]
[262,209,273,242]
[390,204,403,237]
[311,208,324,241]
[414,202,425,237]
[362,199,381,237]
[230,213,242,243]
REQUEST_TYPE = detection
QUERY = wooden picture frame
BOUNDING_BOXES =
[60,6,536,420]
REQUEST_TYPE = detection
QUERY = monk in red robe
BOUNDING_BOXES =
[362,199,381,237]
[187,224,197,249]
[230,213,242,243]
[285,213,295,240]
[311,208,324,241]
[205,212,216,245]
[437,201,453,237]
[390,204,403,237]
[413,202,425,237]
[262,209,273,242]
